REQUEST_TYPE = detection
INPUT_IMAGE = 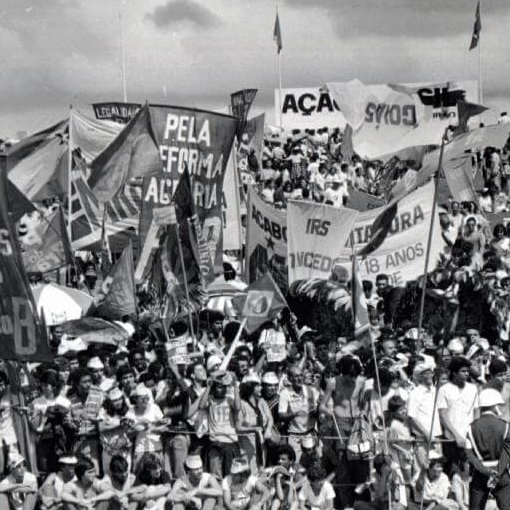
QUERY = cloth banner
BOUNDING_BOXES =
[287,201,358,283]
[274,87,346,130]
[337,181,443,286]
[222,151,243,251]
[443,157,478,203]
[237,113,265,183]
[0,167,52,362]
[150,105,237,271]
[231,89,257,136]
[326,79,478,159]
[91,102,141,123]
[346,189,385,212]
[245,186,288,289]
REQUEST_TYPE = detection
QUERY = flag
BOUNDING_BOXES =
[7,181,36,223]
[89,103,161,202]
[340,124,355,164]
[159,168,209,324]
[454,100,488,135]
[469,1,481,50]
[273,12,283,54]
[0,164,52,362]
[351,256,370,339]
[231,89,257,137]
[21,206,72,274]
[232,272,287,334]
[356,202,398,257]
[99,205,112,277]
[89,240,136,320]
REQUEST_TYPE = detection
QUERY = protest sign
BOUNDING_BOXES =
[150,105,237,271]
[326,79,478,159]
[92,102,141,123]
[0,164,51,362]
[245,186,288,289]
[275,87,346,131]
[231,89,257,136]
[259,329,286,363]
[287,201,358,283]
[337,181,443,286]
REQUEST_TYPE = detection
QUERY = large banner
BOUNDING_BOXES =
[326,79,478,159]
[222,151,243,251]
[150,105,238,271]
[245,186,287,289]
[275,88,346,131]
[237,113,265,185]
[337,181,443,286]
[92,102,141,123]
[287,201,358,283]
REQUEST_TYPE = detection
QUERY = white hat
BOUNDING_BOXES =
[185,455,203,469]
[8,453,25,468]
[58,455,78,465]
[428,450,444,461]
[447,338,464,354]
[479,388,505,408]
[242,372,261,385]
[87,356,104,369]
[262,372,279,385]
[132,385,152,398]
[404,328,419,340]
[302,436,315,449]
[206,355,222,372]
[107,387,124,401]
[478,338,490,351]
[231,457,250,474]
[414,362,434,377]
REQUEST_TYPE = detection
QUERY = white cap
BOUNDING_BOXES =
[185,455,203,469]
[447,338,464,354]
[107,387,124,401]
[87,356,104,369]
[231,457,250,474]
[242,372,261,385]
[479,388,505,408]
[428,451,444,461]
[8,453,25,468]
[302,436,315,449]
[132,384,152,398]
[404,328,419,340]
[58,455,78,465]
[414,362,434,377]
[206,355,222,372]
[262,372,279,385]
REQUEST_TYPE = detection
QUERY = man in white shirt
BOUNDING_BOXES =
[324,181,348,208]
[437,357,479,474]
[0,453,37,510]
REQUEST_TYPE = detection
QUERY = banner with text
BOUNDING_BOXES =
[274,87,346,131]
[337,181,443,286]
[287,201,358,283]
[150,105,238,271]
[245,186,288,289]
[326,79,478,159]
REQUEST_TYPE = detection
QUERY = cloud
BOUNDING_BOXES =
[146,0,220,30]
[284,0,510,38]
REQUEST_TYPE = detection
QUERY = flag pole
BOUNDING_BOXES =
[232,142,245,274]
[67,105,73,244]
[120,4,127,103]
[174,211,196,346]
[276,4,283,131]
[417,128,447,339]
[478,0,483,108]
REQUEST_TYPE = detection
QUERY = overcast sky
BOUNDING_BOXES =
[1,0,509,136]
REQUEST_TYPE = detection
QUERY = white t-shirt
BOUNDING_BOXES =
[0,471,37,510]
[298,479,335,510]
[437,381,478,439]
[407,384,441,438]
[126,403,164,453]
[222,474,258,510]
[278,386,319,434]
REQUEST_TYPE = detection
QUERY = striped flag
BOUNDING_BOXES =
[273,12,282,54]
[469,1,481,50]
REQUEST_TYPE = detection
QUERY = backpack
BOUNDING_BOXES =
[346,413,375,461]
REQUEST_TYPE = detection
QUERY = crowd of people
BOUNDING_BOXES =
[2,120,510,510]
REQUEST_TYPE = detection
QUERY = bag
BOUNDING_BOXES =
[346,413,375,461]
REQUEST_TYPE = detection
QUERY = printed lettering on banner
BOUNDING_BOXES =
[287,201,358,284]
[260,329,286,363]
[337,181,444,286]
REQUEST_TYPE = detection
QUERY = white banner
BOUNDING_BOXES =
[337,181,443,287]
[245,186,288,288]
[222,151,242,251]
[287,201,358,283]
[326,79,478,159]
[274,87,346,131]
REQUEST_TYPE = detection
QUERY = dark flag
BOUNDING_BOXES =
[351,257,371,341]
[469,1,481,50]
[232,272,287,334]
[21,207,72,274]
[341,124,355,164]
[89,103,161,202]
[356,202,398,257]
[0,159,52,362]
[273,12,283,53]
[454,100,488,135]
[231,89,257,137]
[6,181,36,223]
[90,240,136,320]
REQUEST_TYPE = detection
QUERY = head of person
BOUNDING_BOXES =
[211,376,229,400]
[276,444,296,470]
[427,454,446,481]
[187,361,207,386]
[117,366,136,392]
[240,373,262,401]
[72,368,93,397]
[493,223,506,240]
[375,274,390,296]
[87,357,105,385]
[75,456,96,486]
[387,395,406,422]
[448,357,471,386]
[110,455,129,485]
[105,387,129,416]
[84,264,97,286]
[57,455,78,481]
[185,455,203,484]
[39,370,62,399]
[487,358,508,391]
[465,216,477,234]
[132,385,152,412]
[231,457,250,483]
[301,436,318,460]
[262,371,279,399]
[129,348,147,374]
[307,465,327,493]
[381,338,397,358]
[8,454,27,482]
[235,355,250,379]
[452,201,460,215]
[337,355,363,381]
[414,363,434,386]
[479,388,505,416]
[362,280,373,299]
[375,367,394,393]
[49,325,64,350]
[140,453,163,484]
[287,364,303,389]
